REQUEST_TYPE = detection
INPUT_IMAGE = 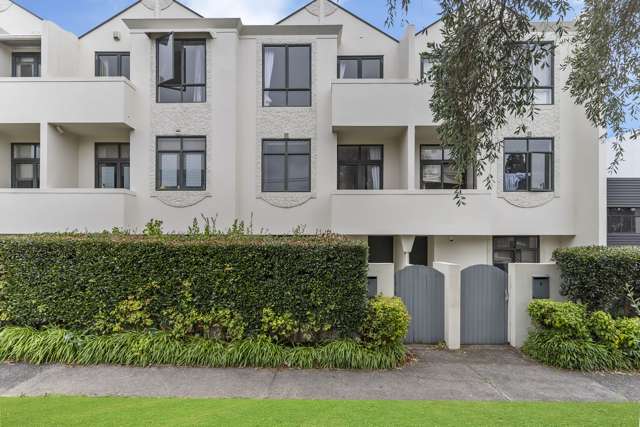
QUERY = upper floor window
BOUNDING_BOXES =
[608,208,640,234]
[337,145,383,190]
[96,52,130,79]
[12,53,40,77]
[420,55,431,80]
[504,138,553,192]
[520,43,554,105]
[338,56,383,79]
[263,45,311,107]
[157,35,206,103]
[156,137,206,191]
[262,139,311,192]
[96,143,130,189]
[11,143,39,188]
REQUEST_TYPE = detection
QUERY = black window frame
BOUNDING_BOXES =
[11,52,41,77]
[262,44,312,107]
[95,52,130,79]
[420,54,431,80]
[156,37,207,104]
[11,143,40,188]
[156,136,206,191]
[503,137,554,193]
[261,139,311,193]
[95,143,130,189]
[608,207,640,234]
[337,55,384,79]
[492,236,540,272]
[337,144,384,190]
[420,144,474,190]
[518,42,555,105]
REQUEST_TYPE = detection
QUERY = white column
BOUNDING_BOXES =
[404,125,416,190]
[435,261,461,350]
[394,235,415,271]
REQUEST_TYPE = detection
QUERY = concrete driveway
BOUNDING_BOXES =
[1,346,638,401]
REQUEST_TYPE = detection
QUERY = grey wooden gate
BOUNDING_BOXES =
[395,265,445,344]
[461,265,508,344]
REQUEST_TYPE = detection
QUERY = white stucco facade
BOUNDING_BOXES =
[0,0,606,284]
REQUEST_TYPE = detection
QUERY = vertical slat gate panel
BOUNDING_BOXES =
[461,265,508,344]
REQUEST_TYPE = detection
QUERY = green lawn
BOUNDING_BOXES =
[0,397,638,426]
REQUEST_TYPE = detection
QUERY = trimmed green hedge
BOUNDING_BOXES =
[0,235,369,340]
[553,246,640,316]
[0,327,406,370]
[523,300,640,371]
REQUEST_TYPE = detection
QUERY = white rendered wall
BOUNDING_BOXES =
[0,2,42,35]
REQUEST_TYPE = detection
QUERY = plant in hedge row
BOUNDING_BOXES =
[0,234,369,341]
[359,297,410,348]
[524,300,640,371]
[553,246,640,316]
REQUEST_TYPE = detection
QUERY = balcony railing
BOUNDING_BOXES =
[0,78,135,127]
[331,79,435,128]
[0,189,135,233]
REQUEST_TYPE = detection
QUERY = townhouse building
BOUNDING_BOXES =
[607,138,640,246]
[0,0,606,297]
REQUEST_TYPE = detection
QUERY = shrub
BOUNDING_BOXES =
[359,297,410,348]
[0,234,368,341]
[527,300,590,339]
[0,327,406,370]
[553,246,640,316]
[524,301,640,371]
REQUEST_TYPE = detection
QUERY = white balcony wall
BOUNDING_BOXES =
[42,21,80,78]
[45,124,78,188]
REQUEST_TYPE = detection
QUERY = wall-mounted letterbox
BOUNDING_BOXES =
[532,277,550,299]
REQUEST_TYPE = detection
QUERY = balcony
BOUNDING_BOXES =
[0,189,135,233]
[331,79,435,128]
[330,190,575,236]
[0,78,135,127]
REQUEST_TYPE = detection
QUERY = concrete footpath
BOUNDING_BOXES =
[0,346,638,401]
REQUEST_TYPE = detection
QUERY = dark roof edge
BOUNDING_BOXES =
[79,0,203,39]
[9,0,44,21]
[276,0,399,43]
[415,18,441,36]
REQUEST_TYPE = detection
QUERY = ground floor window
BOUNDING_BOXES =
[368,236,394,263]
[608,207,640,234]
[11,143,39,188]
[96,143,130,189]
[492,236,539,271]
[367,277,378,298]
[409,236,428,266]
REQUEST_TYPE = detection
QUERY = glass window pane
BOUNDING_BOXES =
[532,50,552,86]
[338,145,360,162]
[264,46,286,89]
[504,153,527,191]
[13,144,36,159]
[519,250,538,263]
[184,43,205,84]
[443,164,457,185]
[338,59,358,78]
[158,86,182,103]
[287,91,311,107]
[494,237,514,250]
[421,146,442,160]
[365,146,382,161]
[121,54,130,79]
[533,88,552,104]
[183,86,205,103]
[263,155,285,192]
[504,139,528,153]
[287,155,310,191]
[421,57,432,78]
[157,138,181,151]
[443,148,452,160]
[494,250,515,265]
[122,164,130,189]
[184,153,204,188]
[96,144,119,159]
[530,152,552,191]
[120,144,130,159]
[422,164,441,185]
[338,165,360,189]
[529,139,553,152]
[183,138,206,151]
[264,90,286,107]
[159,153,179,189]
[99,164,116,188]
[366,165,381,190]
[263,141,286,154]
[287,140,310,154]
[361,59,382,78]
[157,34,175,84]
[97,55,118,77]
[16,163,34,180]
[288,46,310,88]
